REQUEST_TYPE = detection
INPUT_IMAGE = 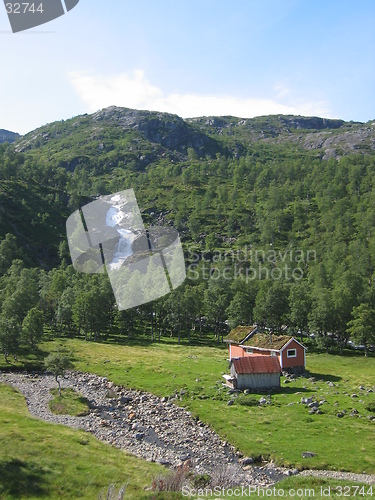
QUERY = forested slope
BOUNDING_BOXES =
[0,108,375,359]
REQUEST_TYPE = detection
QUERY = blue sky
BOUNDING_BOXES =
[1,0,374,134]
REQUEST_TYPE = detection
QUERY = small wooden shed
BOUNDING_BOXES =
[225,355,281,390]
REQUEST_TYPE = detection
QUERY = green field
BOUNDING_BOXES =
[0,383,170,499]
[1,338,375,499]
[44,338,375,473]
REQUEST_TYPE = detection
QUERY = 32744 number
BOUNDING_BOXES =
[335,485,374,496]
[5,3,44,14]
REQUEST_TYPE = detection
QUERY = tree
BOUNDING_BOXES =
[204,276,232,342]
[0,234,22,276]
[254,281,290,335]
[289,281,312,340]
[2,268,40,326]
[308,287,335,353]
[164,287,185,344]
[347,303,375,357]
[331,271,364,354]
[56,287,75,336]
[0,317,20,362]
[44,349,73,396]
[226,279,258,329]
[22,307,44,351]
[72,276,111,341]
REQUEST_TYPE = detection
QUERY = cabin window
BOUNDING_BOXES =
[245,348,253,354]
[271,351,276,357]
[287,349,297,358]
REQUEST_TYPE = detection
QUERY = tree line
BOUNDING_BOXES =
[1,242,374,362]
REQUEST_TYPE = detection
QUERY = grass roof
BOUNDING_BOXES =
[243,334,293,350]
[224,325,257,343]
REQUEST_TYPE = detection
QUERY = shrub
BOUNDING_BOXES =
[209,464,239,489]
[152,462,191,492]
[236,396,259,407]
[98,483,127,499]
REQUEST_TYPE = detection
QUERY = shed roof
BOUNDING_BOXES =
[224,325,258,344]
[232,355,281,375]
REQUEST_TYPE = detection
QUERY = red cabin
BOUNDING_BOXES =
[224,326,306,370]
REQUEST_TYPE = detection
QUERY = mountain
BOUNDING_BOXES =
[14,107,375,168]
[14,107,225,172]
[0,129,19,144]
[1,107,375,270]
[187,114,375,160]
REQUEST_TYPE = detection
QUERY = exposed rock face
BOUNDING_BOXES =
[87,107,221,156]
[11,107,375,162]
[277,116,346,130]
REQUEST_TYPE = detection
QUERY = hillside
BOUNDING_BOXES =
[1,107,375,265]
[188,114,375,160]
[0,179,68,266]
[0,129,19,144]
[14,108,375,167]
[1,108,375,353]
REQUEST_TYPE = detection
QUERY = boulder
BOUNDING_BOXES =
[240,457,255,466]
[302,452,316,458]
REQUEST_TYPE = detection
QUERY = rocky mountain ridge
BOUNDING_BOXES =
[12,107,375,164]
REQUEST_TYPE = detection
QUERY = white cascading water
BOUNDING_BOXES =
[105,195,135,270]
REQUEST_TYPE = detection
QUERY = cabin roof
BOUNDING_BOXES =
[224,325,258,344]
[243,334,295,351]
[232,355,281,374]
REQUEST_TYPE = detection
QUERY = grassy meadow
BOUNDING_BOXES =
[0,383,170,499]
[1,336,375,499]
[40,337,375,473]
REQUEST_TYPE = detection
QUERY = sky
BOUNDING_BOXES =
[1,0,375,135]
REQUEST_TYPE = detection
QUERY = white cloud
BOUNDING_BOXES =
[68,69,332,119]
[274,83,291,99]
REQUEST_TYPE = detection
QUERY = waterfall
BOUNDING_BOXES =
[105,198,135,270]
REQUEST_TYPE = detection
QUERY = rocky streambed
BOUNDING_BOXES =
[1,371,374,488]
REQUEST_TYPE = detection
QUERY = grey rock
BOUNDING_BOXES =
[106,388,117,399]
[302,452,317,458]
[301,397,313,404]
[240,457,255,466]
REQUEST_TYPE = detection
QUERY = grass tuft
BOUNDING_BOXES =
[49,388,91,416]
